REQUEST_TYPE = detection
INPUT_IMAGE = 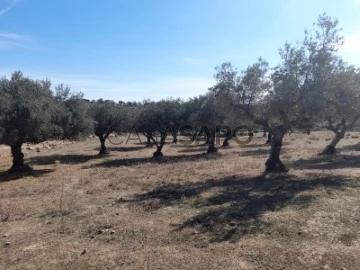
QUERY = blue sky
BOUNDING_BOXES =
[0,0,360,101]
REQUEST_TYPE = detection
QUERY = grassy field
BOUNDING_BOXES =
[0,131,359,270]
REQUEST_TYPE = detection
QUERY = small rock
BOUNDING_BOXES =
[4,242,11,246]
[96,229,103,235]
[110,230,115,235]
[80,249,87,255]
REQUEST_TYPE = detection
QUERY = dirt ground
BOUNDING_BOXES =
[0,131,359,270]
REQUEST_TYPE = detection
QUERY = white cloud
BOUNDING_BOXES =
[0,32,24,40]
[183,57,204,65]
[0,70,214,101]
[0,32,36,49]
[0,0,17,16]
[340,35,360,53]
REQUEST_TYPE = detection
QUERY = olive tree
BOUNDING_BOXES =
[89,100,124,155]
[211,14,343,173]
[0,72,91,172]
[136,99,184,157]
[0,72,56,172]
[191,93,224,153]
[322,67,360,154]
[53,84,93,140]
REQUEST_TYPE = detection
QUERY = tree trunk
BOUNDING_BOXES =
[146,135,154,147]
[98,137,108,155]
[153,148,164,157]
[9,143,32,173]
[207,143,218,153]
[265,133,272,144]
[153,138,165,158]
[265,131,288,173]
[204,135,211,145]
[322,130,345,155]
[172,134,178,144]
[207,129,218,153]
[222,137,230,147]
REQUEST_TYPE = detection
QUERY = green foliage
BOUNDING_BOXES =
[53,84,93,140]
[88,100,123,138]
[324,67,360,129]
[0,71,94,171]
[211,13,344,132]
[136,98,187,134]
[189,93,222,128]
[0,71,57,146]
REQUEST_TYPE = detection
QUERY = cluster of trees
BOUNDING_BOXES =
[211,13,360,172]
[0,73,92,172]
[1,14,360,174]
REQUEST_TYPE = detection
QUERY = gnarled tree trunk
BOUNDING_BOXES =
[145,134,154,147]
[172,133,178,144]
[153,133,166,157]
[222,136,230,147]
[321,117,359,155]
[265,129,288,173]
[265,133,272,144]
[9,143,32,172]
[322,129,345,155]
[153,144,164,157]
[204,135,211,145]
[98,136,108,155]
[207,129,218,153]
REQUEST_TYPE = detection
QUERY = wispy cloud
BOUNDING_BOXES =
[340,35,360,53]
[0,0,17,16]
[183,57,204,65]
[0,32,27,41]
[0,32,36,49]
[0,69,214,101]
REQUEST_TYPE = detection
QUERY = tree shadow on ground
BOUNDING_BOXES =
[177,146,208,153]
[27,154,99,165]
[292,154,360,170]
[240,143,269,149]
[0,169,54,182]
[170,140,212,147]
[338,143,360,152]
[88,153,221,168]
[239,148,270,156]
[123,173,355,245]
[104,146,145,152]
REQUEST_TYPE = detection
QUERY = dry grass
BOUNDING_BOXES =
[0,131,359,269]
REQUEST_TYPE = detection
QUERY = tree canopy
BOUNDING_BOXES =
[0,72,92,172]
[1,14,360,174]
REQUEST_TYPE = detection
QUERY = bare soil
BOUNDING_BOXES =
[0,131,359,269]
